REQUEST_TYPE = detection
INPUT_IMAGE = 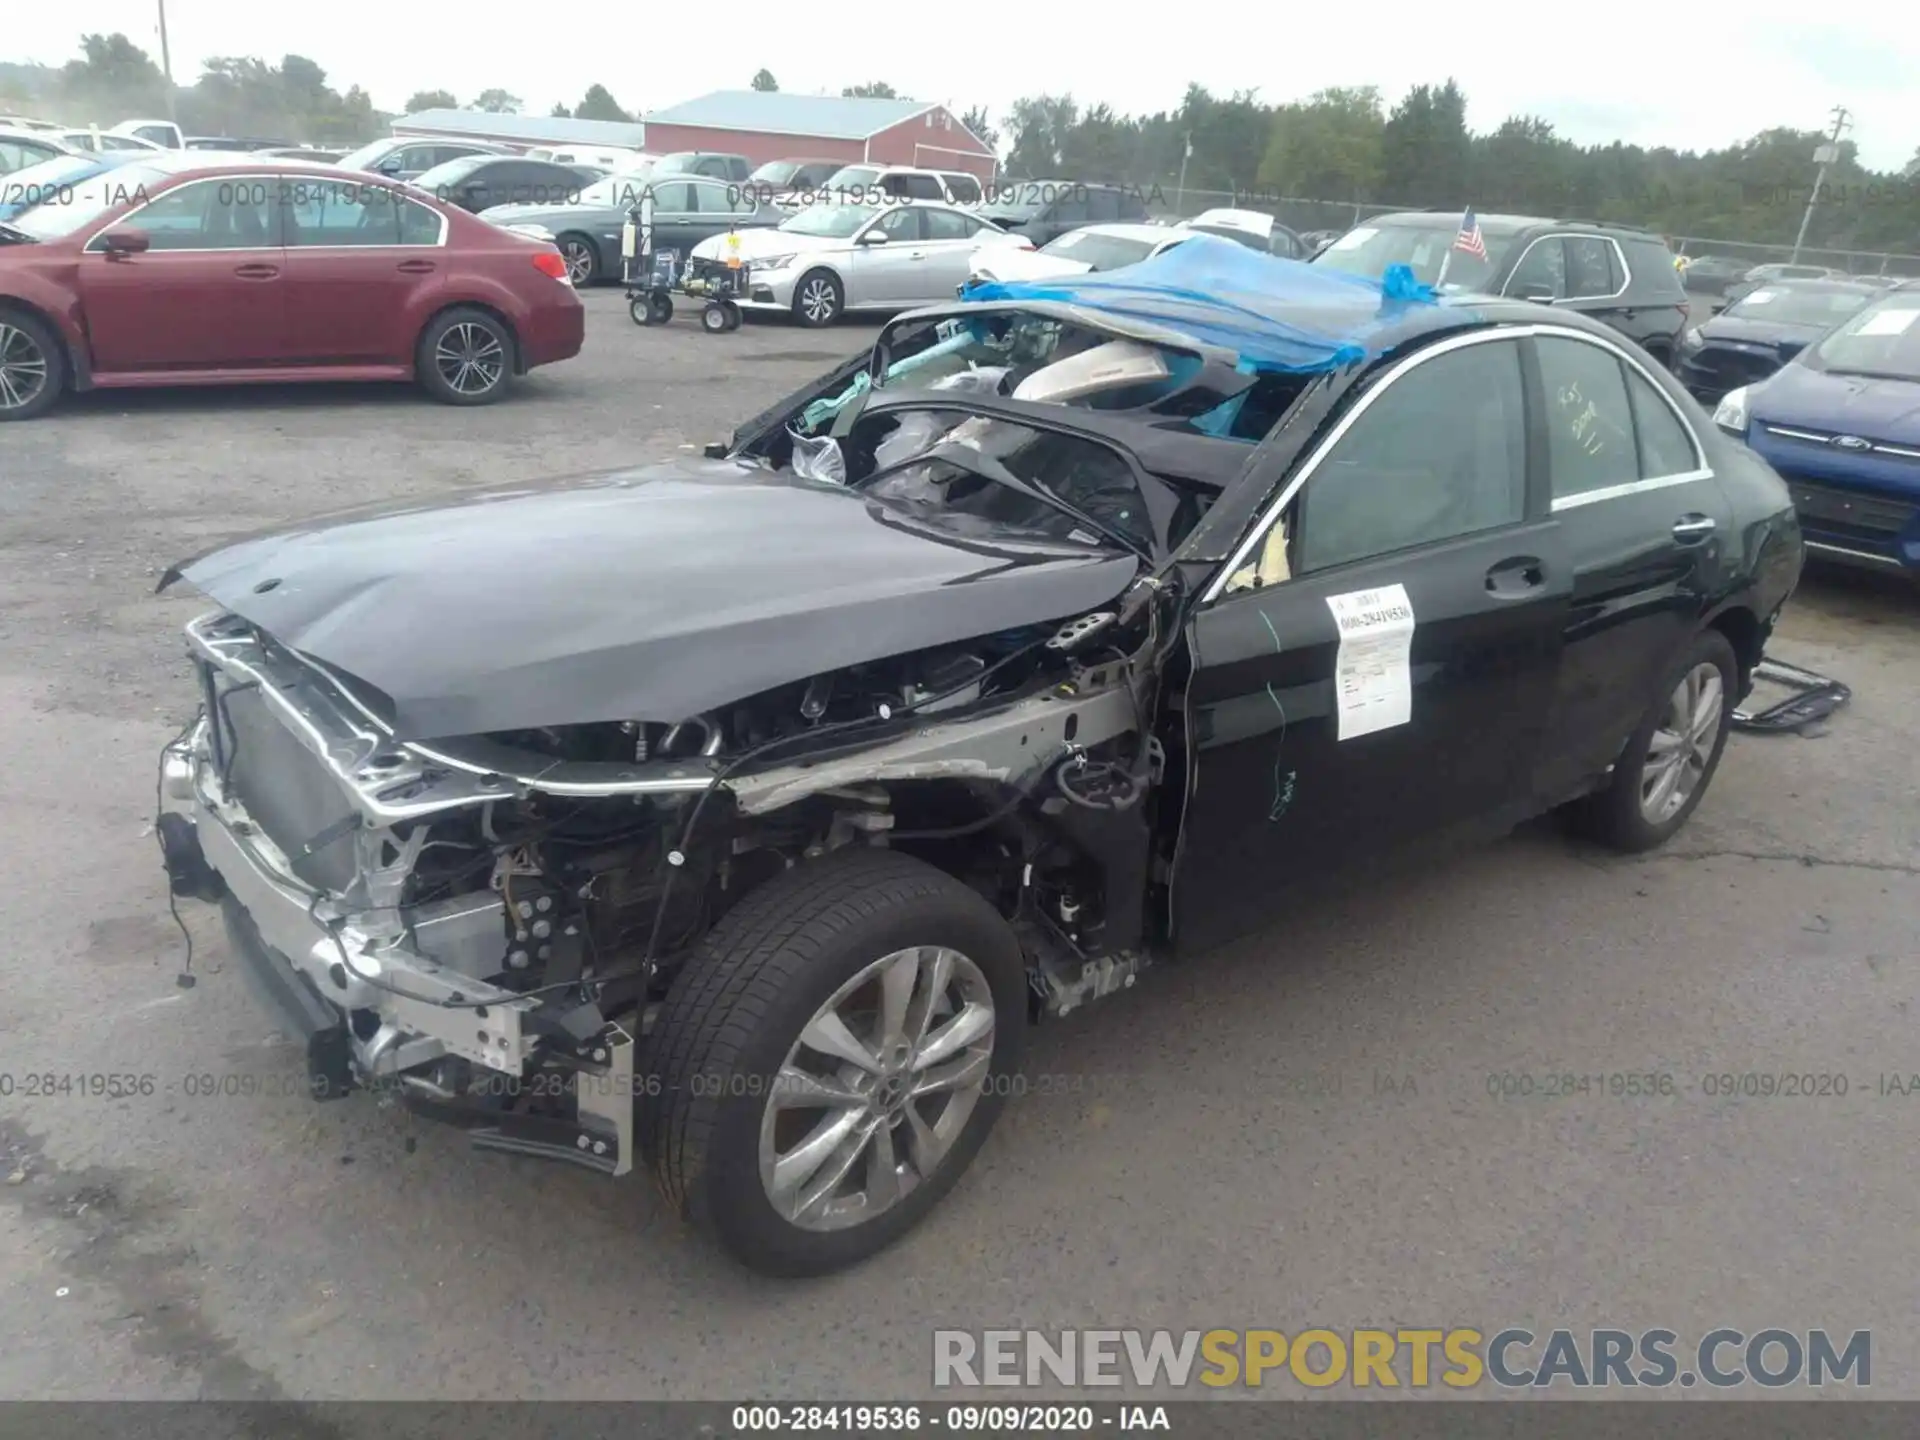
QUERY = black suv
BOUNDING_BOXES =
[1313,212,1691,365]
[975,180,1149,247]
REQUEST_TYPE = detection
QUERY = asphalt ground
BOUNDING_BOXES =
[0,288,1916,1403]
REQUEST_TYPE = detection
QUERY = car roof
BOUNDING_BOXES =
[1361,210,1663,240]
[1186,207,1276,235]
[1053,222,1176,244]
[1735,277,1879,296]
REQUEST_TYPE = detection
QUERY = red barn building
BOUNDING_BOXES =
[639,91,997,180]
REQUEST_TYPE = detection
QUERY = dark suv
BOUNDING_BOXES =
[975,180,1150,246]
[1313,212,1691,365]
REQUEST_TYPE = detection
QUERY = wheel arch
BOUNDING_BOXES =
[1704,601,1764,694]
[0,294,87,392]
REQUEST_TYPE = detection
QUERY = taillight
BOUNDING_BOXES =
[1015,236,1035,250]
[531,251,569,281]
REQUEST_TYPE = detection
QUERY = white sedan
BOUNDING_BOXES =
[965,222,1200,288]
[689,201,1026,326]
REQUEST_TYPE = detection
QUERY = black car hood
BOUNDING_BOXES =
[163,458,1139,740]
[1700,314,1830,348]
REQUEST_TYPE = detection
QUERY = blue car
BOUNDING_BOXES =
[1713,286,1920,574]
[0,149,141,221]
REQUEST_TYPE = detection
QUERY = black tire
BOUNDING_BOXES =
[0,308,67,422]
[792,269,842,327]
[721,300,743,332]
[556,233,599,287]
[650,293,673,325]
[701,302,729,334]
[639,848,1027,1277]
[1566,629,1737,853]
[416,307,515,406]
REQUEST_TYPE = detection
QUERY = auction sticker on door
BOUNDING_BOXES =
[1325,584,1415,740]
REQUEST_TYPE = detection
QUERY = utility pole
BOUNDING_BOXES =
[156,0,178,123]
[1790,105,1849,263]
[1175,131,1191,215]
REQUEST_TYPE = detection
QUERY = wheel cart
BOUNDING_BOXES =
[621,187,680,327]
[621,188,751,334]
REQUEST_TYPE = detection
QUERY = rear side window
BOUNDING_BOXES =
[1626,367,1700,477]
[1627,238,1685,296]
[1536,336,1641,498]
[942,173,982,204]
[1564,237,1618,298]
[1087,188,1121,222]
[899,173,944,200]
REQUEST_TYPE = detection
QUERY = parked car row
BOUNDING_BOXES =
[0,151,585,421]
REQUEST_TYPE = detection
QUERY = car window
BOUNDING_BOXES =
[397,195,442,245]
[874,206,924,242]
[111,176,277,250]
[1507,237,1568,299]
[1535,335,1640,498]
[1087,189,1121,222]
[648,180,697,214]
[1294,339,1528,574]
[133,126,175,147]
[942,174,982,204]
[283,179,419,247]
[1117,191,1148,221]
[0,138,59,172]
[904,173,945,200]
[687,180,730,213]
[922,208,977,242]
[1046,190,1090,225]
[1564,237,1617,298]
[1625,366,1700,478]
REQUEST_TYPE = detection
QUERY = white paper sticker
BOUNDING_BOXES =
[1857,307,1919,336]
[1742,288,1777,304]
[1329,226,1377,251]
[1325,584,1415,740]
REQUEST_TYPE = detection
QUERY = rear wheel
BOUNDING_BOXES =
[1566,629,1736,852]
[416,307,515,406]
[0,310,66,422]
[639,848,1026,1276]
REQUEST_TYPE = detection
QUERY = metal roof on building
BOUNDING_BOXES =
[390,109,649,147]
[641,91,938,141]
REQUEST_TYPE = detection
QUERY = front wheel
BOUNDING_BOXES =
[639,848,1027,1276]
[1567,629,1737,852]
[416,307,515,406]
[0,310,66,422]
[793,269,843,327]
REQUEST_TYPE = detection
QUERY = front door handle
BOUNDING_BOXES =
[1672,514,1717,546]
[233,263,278,279]
[1485,555,1546,596]
[396,259,436,273]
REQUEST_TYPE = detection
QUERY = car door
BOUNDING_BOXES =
[846,205,926,305]
[1033,188,1089,245]
[1172,332,1570,954]
[1524,328,1733,804]
[78,174,287,371]
[646,179,703,256]
[278,177,447,366]
[913,206,993,299]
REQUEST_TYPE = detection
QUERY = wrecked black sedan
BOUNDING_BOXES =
[155,239,1802,1275]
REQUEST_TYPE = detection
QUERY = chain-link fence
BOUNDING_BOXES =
[1134,185,1920,277]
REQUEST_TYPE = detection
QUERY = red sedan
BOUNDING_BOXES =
[0,152,584,420]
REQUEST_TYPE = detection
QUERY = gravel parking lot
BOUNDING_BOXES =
[1,288,1917,1401]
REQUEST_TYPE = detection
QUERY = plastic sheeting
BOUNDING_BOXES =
[960,234,1438,374]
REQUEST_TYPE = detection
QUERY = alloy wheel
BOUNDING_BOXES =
[1640,661,1724,824]
[0,323,49,413]
[560,240,595,286]
[434,323,505,396]
[799,276,838,324]
[759,946,995,1233]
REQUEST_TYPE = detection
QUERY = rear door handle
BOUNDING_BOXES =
[1485,555,1546,596]
[396,259,436,273]
[233,263,278,279]
[1672,514,1717,545]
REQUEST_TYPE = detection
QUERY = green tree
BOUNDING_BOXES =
[472,88,521,113]
[751,68,778,92]
[1004,94,1078,177]
[405,89,457,112]
[550,102,572,117]
[959,104,998,152]
[843,81,899,99]
[1257,86,1384,201]
[1381,79,1471,206]
[574,84,630,122]
[59,33,169,118]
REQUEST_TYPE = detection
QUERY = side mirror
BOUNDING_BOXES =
[99,227,151,257]
[376,158,402,175]
[857,230,890,246]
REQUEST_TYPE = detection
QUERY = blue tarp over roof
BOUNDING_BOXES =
[958,234,1438,375]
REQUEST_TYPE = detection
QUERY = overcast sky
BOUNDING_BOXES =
[12,0,1918,172]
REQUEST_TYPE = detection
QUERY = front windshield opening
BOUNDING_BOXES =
[825,166,878,190]
[1725,287,1874,328]
[1312,221,1511,291]
[415,155,487,189]
[780,204,878,238]
[749,160,798,186]
[1803,298,1920,381]
[7,162,167,239]
[846,408,1155,554]
[336,138,396,170]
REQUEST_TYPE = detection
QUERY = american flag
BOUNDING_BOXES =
[1453,208,1487,261]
